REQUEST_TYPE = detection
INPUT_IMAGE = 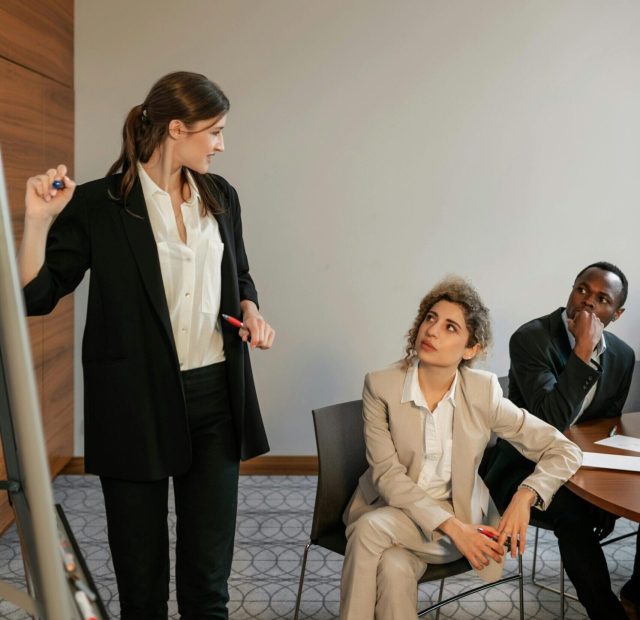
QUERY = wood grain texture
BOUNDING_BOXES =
[0,4,74,530]
[0,0,73,87]
[0,446,13,533]
[42,76,75,476]
[42,295,74,474]
[565,413,640,522]
[0,58,46,411]
[44,79,74,175]
[0,58,44,240]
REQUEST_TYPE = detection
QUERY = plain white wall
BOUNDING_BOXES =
[74,0,640,455]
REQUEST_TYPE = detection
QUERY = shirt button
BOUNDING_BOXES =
[179,362,184,368]
[182,327,188,332]
[185,292,191,297]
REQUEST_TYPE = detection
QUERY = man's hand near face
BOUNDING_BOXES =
[567,310,604,364]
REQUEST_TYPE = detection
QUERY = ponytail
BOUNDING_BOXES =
[106,72,230,215]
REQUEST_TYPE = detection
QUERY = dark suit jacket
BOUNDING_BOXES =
[23,173,269,480]
[485,307,635,506]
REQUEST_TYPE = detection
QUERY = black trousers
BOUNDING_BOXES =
[101,362,239,620]
[529,486,628,620]
[485,441,636,620]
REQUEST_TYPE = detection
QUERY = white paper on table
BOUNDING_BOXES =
[582,452,640,472]
[595,435,640,453]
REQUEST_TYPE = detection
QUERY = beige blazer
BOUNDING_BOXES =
[344,361,582,581]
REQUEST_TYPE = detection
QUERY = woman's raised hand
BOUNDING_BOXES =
[25,165,76,222]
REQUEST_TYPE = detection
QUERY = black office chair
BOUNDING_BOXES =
[623,361,640,414]
[499,372,639,620]
[293,400,524,620]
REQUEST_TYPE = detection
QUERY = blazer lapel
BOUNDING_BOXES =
[119,181,178,363]
[214,210,238,317]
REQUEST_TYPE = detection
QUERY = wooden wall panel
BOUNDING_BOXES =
[0,7,74,530]
[0,59,44,239]
[0,57,47,407]
[0,449,13,533]
[44,80,74,173]
[43,76,75,477]
[43,294,74,476]
[0,0,73,87]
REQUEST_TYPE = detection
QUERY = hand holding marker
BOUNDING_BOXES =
[477,526,512,548]
[222,313,254,345]
[221,314,243,329]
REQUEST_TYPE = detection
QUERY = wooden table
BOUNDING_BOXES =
[565,412,640,522]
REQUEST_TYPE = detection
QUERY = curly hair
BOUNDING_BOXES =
[404,276,492,368]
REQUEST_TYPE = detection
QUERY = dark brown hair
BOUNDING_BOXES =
[404,276,492,368]
[107,71,230,214]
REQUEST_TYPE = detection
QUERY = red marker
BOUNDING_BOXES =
[477,527,511,548]
[221,314,244,329]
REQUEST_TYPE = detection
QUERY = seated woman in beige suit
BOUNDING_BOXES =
[340,277,582,620]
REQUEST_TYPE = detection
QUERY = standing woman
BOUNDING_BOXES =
[18,71,275,620]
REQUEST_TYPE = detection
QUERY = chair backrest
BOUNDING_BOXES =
[497,374,509,395]
[310,400,368,543]
[479,374,509,478]
[623,361,640,414]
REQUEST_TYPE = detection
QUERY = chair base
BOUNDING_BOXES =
[418,554,524,620]
[293,541,312,620]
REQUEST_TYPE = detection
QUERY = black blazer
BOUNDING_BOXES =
[485,307,635,505]
[23,173,269,480]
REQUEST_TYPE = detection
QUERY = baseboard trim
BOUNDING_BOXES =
[60,455,319,476]
[240,455,318,475]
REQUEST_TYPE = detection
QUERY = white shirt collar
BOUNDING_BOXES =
[561,309,606,356]
[401,359,458,411]
[137,163,201,207]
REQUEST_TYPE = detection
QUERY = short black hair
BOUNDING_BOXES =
[574,261,628,307]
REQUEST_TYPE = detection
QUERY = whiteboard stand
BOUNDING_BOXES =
[0,149,107,619]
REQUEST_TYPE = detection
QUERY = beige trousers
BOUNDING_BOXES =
[339,506,461,620]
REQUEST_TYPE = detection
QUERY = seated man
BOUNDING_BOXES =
[485,261,638,619]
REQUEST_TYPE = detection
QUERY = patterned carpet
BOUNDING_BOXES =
[0,475,636,619]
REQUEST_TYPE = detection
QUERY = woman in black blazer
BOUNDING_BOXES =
[19,71,274,620]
